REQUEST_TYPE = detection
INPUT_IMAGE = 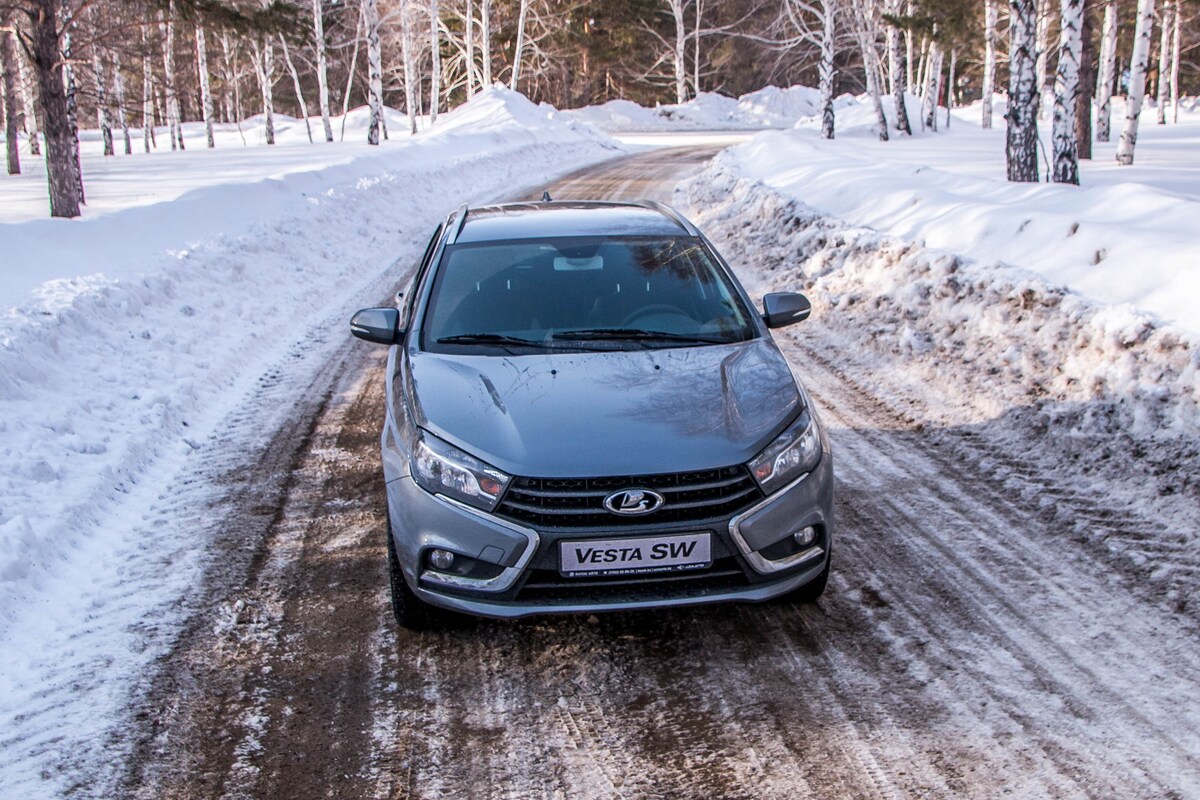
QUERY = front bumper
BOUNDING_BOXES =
[383,453,834,620]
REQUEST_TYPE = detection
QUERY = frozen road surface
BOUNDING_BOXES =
[120,148,1200,799]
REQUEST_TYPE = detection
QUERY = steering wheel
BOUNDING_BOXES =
[619,304,691,328]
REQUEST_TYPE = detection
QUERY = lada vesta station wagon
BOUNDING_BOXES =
[350,200,833,629]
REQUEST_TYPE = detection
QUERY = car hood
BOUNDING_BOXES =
[405,339,802,477]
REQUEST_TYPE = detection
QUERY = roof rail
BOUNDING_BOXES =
[638,200,700,236]
[446,203,470,245]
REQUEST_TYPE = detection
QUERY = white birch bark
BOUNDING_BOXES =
[141,24,154,152]
[1115,0,1155,164]
[905,1,915,92]
[1008,0,1041,181]
[465,0,475,94]
[511,0,529,90]
[851,0,889,140]
[921,39,941,130]
[1169,2,1180,122]
[401,0,418,134]
[279,36,313,142]
[819,0,836,139]
[88,11,114,157]
[363,0,383,143]
[1052,0,1082,183]
[313,0,333,141]
[340,4,363,141]
[666,0,688,104]
[887,14,911,135]
[1155,0,1174,124]
[481,0,492,87]
[112,54,131,154]
[1035,0,1053,117]
[196,27,215,148]
[1095,0,1117,140]
[693,0,702,94]
[945,48,955,128]
[251,39,276,145]
[429,0,440,125]
[982,0,999,128]
[2,20,20,174]
[16,52,40,156]
[63,30,85,202]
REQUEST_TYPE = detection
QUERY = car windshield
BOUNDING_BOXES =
[422,236,756,352]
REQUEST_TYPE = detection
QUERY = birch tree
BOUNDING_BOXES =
[1155,0,1174,124]
[159,6,184,150]
[142,22,155,153]
[511,0,530,90]
[481,0,492,87]
[1094,0,1117,141]
[363,0,383,143]
[982,0,999,128]
[63,30,84,201]
[851,0,890,140]
[668,0,688,103]
[886,0,912,135]
[279,35,313,142]
[2,17,20,175]
[1034,0,1052,116]
[197,27,216,148]
[1169,0,1180,123]
[464,0,475,94]
[1115,0,1155,164]
[401,0,418,134]
[820,0,839,138]
[1008,0,1040,181]
[88,10,114,157]
[112,54,131,154]
[251,37,277,145]
[1051,0,1082,183]
[313,0,333,141]
[429,0,440,125]
[19,0,79,215]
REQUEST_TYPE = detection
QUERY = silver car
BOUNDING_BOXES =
[350,200,833,629]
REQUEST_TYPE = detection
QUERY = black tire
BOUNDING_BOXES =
[386,520,449,631]
[790,548,832,604]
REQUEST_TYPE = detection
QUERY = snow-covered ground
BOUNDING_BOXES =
[0,87,621,796]
[3,81,1199,795]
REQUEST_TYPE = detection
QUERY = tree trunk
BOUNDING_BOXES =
[905,0,915,91]
[196,27,215,148]
[159,6,184,150]
[112,53,132,154]
[1052,0,1083,183]
[481,0,492,87]
[945,48,955,128]
[669,0,687,104]
[693,0,702,94]
[511,0,528,90]
[983,0,999,128]
[400,0,417,134]
[63,31,84,202]
[922,39,941,130]
[340,4,362,140]
[888,16,912,134]
[141,23,154,153]
[1035,0,1053,117]
[465,0,475,94]
[313,0,333,141]
[1115,0,1155,164]
[429,0,440,125]
[852,0,889,140]
[820,0,837,138]
[17,51,41,156]
[362,0,381,141]
[1155,0,1173,124]
[1169,0,1180,123]
[279,36,313,142]
[2,20,21,175]
[1095,0,1117,141]
[26,0,80,216]
[1008,0,1041,181]
[1074,1,1094,158]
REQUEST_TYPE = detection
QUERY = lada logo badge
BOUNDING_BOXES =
[603,489,665,516]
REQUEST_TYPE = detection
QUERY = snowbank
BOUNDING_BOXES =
[561,86,838,132]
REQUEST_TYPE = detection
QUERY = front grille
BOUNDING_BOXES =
[495,465,763,529]
[515,557,752,603]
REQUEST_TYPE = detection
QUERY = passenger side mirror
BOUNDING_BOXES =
[350,307,403,345]
[761,292,812,328]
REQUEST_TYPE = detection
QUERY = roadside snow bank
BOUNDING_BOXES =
[681,161,1200,609]
[562,86,845,131]
[0,86,619,627]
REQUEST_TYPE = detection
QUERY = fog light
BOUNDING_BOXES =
[430,549,456,571]
[793,526,816,547]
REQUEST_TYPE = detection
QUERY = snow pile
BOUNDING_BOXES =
[680,160,1200,609]
[736,85,824,126]
[0,86,617,616]
[728,101,1200,333]
[563,86,837,131]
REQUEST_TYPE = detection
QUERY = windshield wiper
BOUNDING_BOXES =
[437,333,544,347]
[552,328,730,345]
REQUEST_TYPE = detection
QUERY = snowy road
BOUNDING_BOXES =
[117,147,1200,799]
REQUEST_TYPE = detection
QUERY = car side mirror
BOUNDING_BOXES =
[350,307,403,345]
[762,292,812,328]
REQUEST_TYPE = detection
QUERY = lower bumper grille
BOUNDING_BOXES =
[515,557,751,603]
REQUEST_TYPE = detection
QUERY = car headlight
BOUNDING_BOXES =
[412,429,511,511]
[748,408,821,495]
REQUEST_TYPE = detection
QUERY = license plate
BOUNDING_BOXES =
[559,532,712,577]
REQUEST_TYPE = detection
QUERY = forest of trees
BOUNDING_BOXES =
[1,0,1198,216]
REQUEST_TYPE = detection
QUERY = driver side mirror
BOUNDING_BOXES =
[761,292,812,329]
[350,307,403,345]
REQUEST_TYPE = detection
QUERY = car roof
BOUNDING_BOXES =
[451,201,695,245]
